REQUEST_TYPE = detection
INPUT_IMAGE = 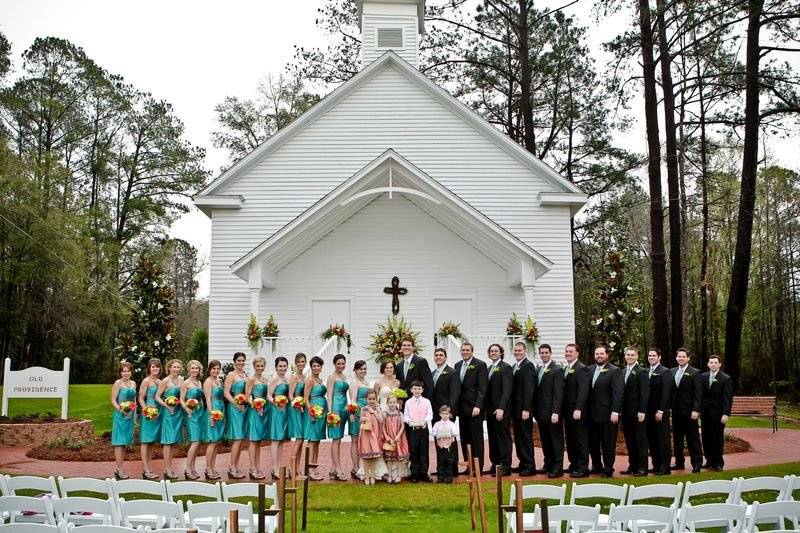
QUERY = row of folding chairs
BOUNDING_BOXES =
[511,501,800,532]
[505,475,800,532]
[0,476,279,532]
[0,525,213,532]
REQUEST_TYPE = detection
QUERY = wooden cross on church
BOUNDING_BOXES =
[383,276,407,315]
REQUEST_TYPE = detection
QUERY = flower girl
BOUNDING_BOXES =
[357,389,384,485]
[382,395,410,483]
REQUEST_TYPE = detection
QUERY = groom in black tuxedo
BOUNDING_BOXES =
[396,337,434,400]
[454,341,488,474]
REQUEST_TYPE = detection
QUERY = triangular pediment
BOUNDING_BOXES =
[231,149,553,288]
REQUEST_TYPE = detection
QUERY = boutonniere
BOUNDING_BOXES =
[711,377,718,384]
[468,364,475,370]
[544,368,551,374]
[493,366,500,373]
[408,363,415,370]
[568,368,575,374]
[600,368,609,373]
[441,369,448,375]
[651,372,659,377]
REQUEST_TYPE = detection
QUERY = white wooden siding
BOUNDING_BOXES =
[361,2,419,67]
[207,63,576,366]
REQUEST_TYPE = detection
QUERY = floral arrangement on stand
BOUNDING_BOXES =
[367,315,422,364]
[593,251,641,363]
[320,323,351,349]
[246,315,262,352]
[506,312,524,337]
[437,321,462,343]
[522,316,540,350]
[262,315,280,339]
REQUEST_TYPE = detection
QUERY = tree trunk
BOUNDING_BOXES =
[694,27,711,367]
[639,0,671,360]
[517,0,535,154]
[657,0,684,356]
[724,0,762,390]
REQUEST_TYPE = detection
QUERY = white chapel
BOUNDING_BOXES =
[194,0,586,372]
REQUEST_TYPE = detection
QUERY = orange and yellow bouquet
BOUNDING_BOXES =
[326,412,341,427]
[119,401,135,414]
[233,393,248,406]
[291,397,306,410]
[142,406,159,420]
[274,395,288,409]
[185,398,200,410]
[164,395,179,407]
[251,397,267,413]
[346,403,359,415]
[210,409,224,422]
[309,404,323,420]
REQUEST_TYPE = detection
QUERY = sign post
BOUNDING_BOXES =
[2,357,71,419]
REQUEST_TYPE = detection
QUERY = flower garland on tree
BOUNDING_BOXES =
[368,315,421,364]
[437,321,462,341]
[119,255,177,382]
[593,251,641,363]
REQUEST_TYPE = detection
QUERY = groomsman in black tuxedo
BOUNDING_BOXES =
[396,337,434,400]
[454,341,488,474]
[510,341,537,476]
[431,347,460,477]
[695,355,733,471]
[562,343,590,478]
[485,343,513,476]
[620,347,650,476]
[645,347,673,475]
[534,344,565,478]
[670,347,703,472]
[587,345,623,478]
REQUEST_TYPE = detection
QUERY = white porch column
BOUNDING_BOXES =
[248,264,262,317]
[520,259,537,317]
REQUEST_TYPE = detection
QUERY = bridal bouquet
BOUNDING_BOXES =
[274,395,288,409]
[251,397,267,414]
[309,404,323,420]
[142,406,159,420]
[326,412,341,427]
[291,396,306,410]
[391,388,408,400]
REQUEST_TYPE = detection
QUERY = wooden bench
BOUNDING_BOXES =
[731,396,778,432]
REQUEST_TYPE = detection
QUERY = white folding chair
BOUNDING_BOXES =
[782,475,799,501]
[165,481,221,503]
[569,482,627,531]
[746,500,800,532]
[677,502,746,533]
[534,503,599,533]
[608,503,675,533]
[220,483,277,533]
[65,526,142,533]
[0,524,63,532]
[505,483,567,533]
[1,477,59,498]
[56,478,111,499]
[681,478,740,505]
[738,475,791,527]
[118,498,184,530]
[51,497,118,527]
[0,496,56,525]
[626,482,683,508]
[185,501,253,533]
[109,480,167,502]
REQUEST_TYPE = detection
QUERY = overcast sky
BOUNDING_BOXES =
[2,1,796,298]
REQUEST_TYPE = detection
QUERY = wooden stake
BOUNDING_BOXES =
[466,444,476,530]
[290,454,298,533]
[228,508,238,533]
[515,479,524,533]
[278,465,287,533]
[495,465,504,533]
[472,457,488,533]
[301,446,311,531]
[258,482,266,533]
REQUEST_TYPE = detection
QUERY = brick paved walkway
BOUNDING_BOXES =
[0,428,796,481]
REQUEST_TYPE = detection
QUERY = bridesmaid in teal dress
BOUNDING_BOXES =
[246,357,269,480]
[348,360,371,479]
[303,356,327,481]
[111,361,137,480]
[181,360,206,480]
[203,359,225,480]
[224,352,249,479]
[267,356,290,479]
[156,359,184,480]
[288,352,307,477]
[138,358,162,480]
[326,354,350,480]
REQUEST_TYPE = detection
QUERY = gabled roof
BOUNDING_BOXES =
[230,149,553,285]
[196,51,585,198]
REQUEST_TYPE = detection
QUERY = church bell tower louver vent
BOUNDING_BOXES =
[356,0,425,69]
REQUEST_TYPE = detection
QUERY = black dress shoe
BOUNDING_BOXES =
[519,468,535,476]
[655,470,670,476]
[633,470,647,477]
[692,466,701,473]
[502,467,513,477]
[547,471,564,478]
[711,466,723,472]
[702,462,712,468]
[570,470,589,478]
[590,468,603,474]
[670,463,685,470]
[620,469,633,475]
[511,466,522,473]
[535,468,548,475]
[458,469,470,476]
[601,469,614,478]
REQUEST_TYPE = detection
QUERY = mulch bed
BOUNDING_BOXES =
[27,436,236,462]
[0,414,83,424]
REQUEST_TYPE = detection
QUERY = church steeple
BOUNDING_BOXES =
[356,0,425,69]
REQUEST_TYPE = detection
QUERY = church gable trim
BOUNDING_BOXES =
[195,52,585,200]
[229,149,553,285]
